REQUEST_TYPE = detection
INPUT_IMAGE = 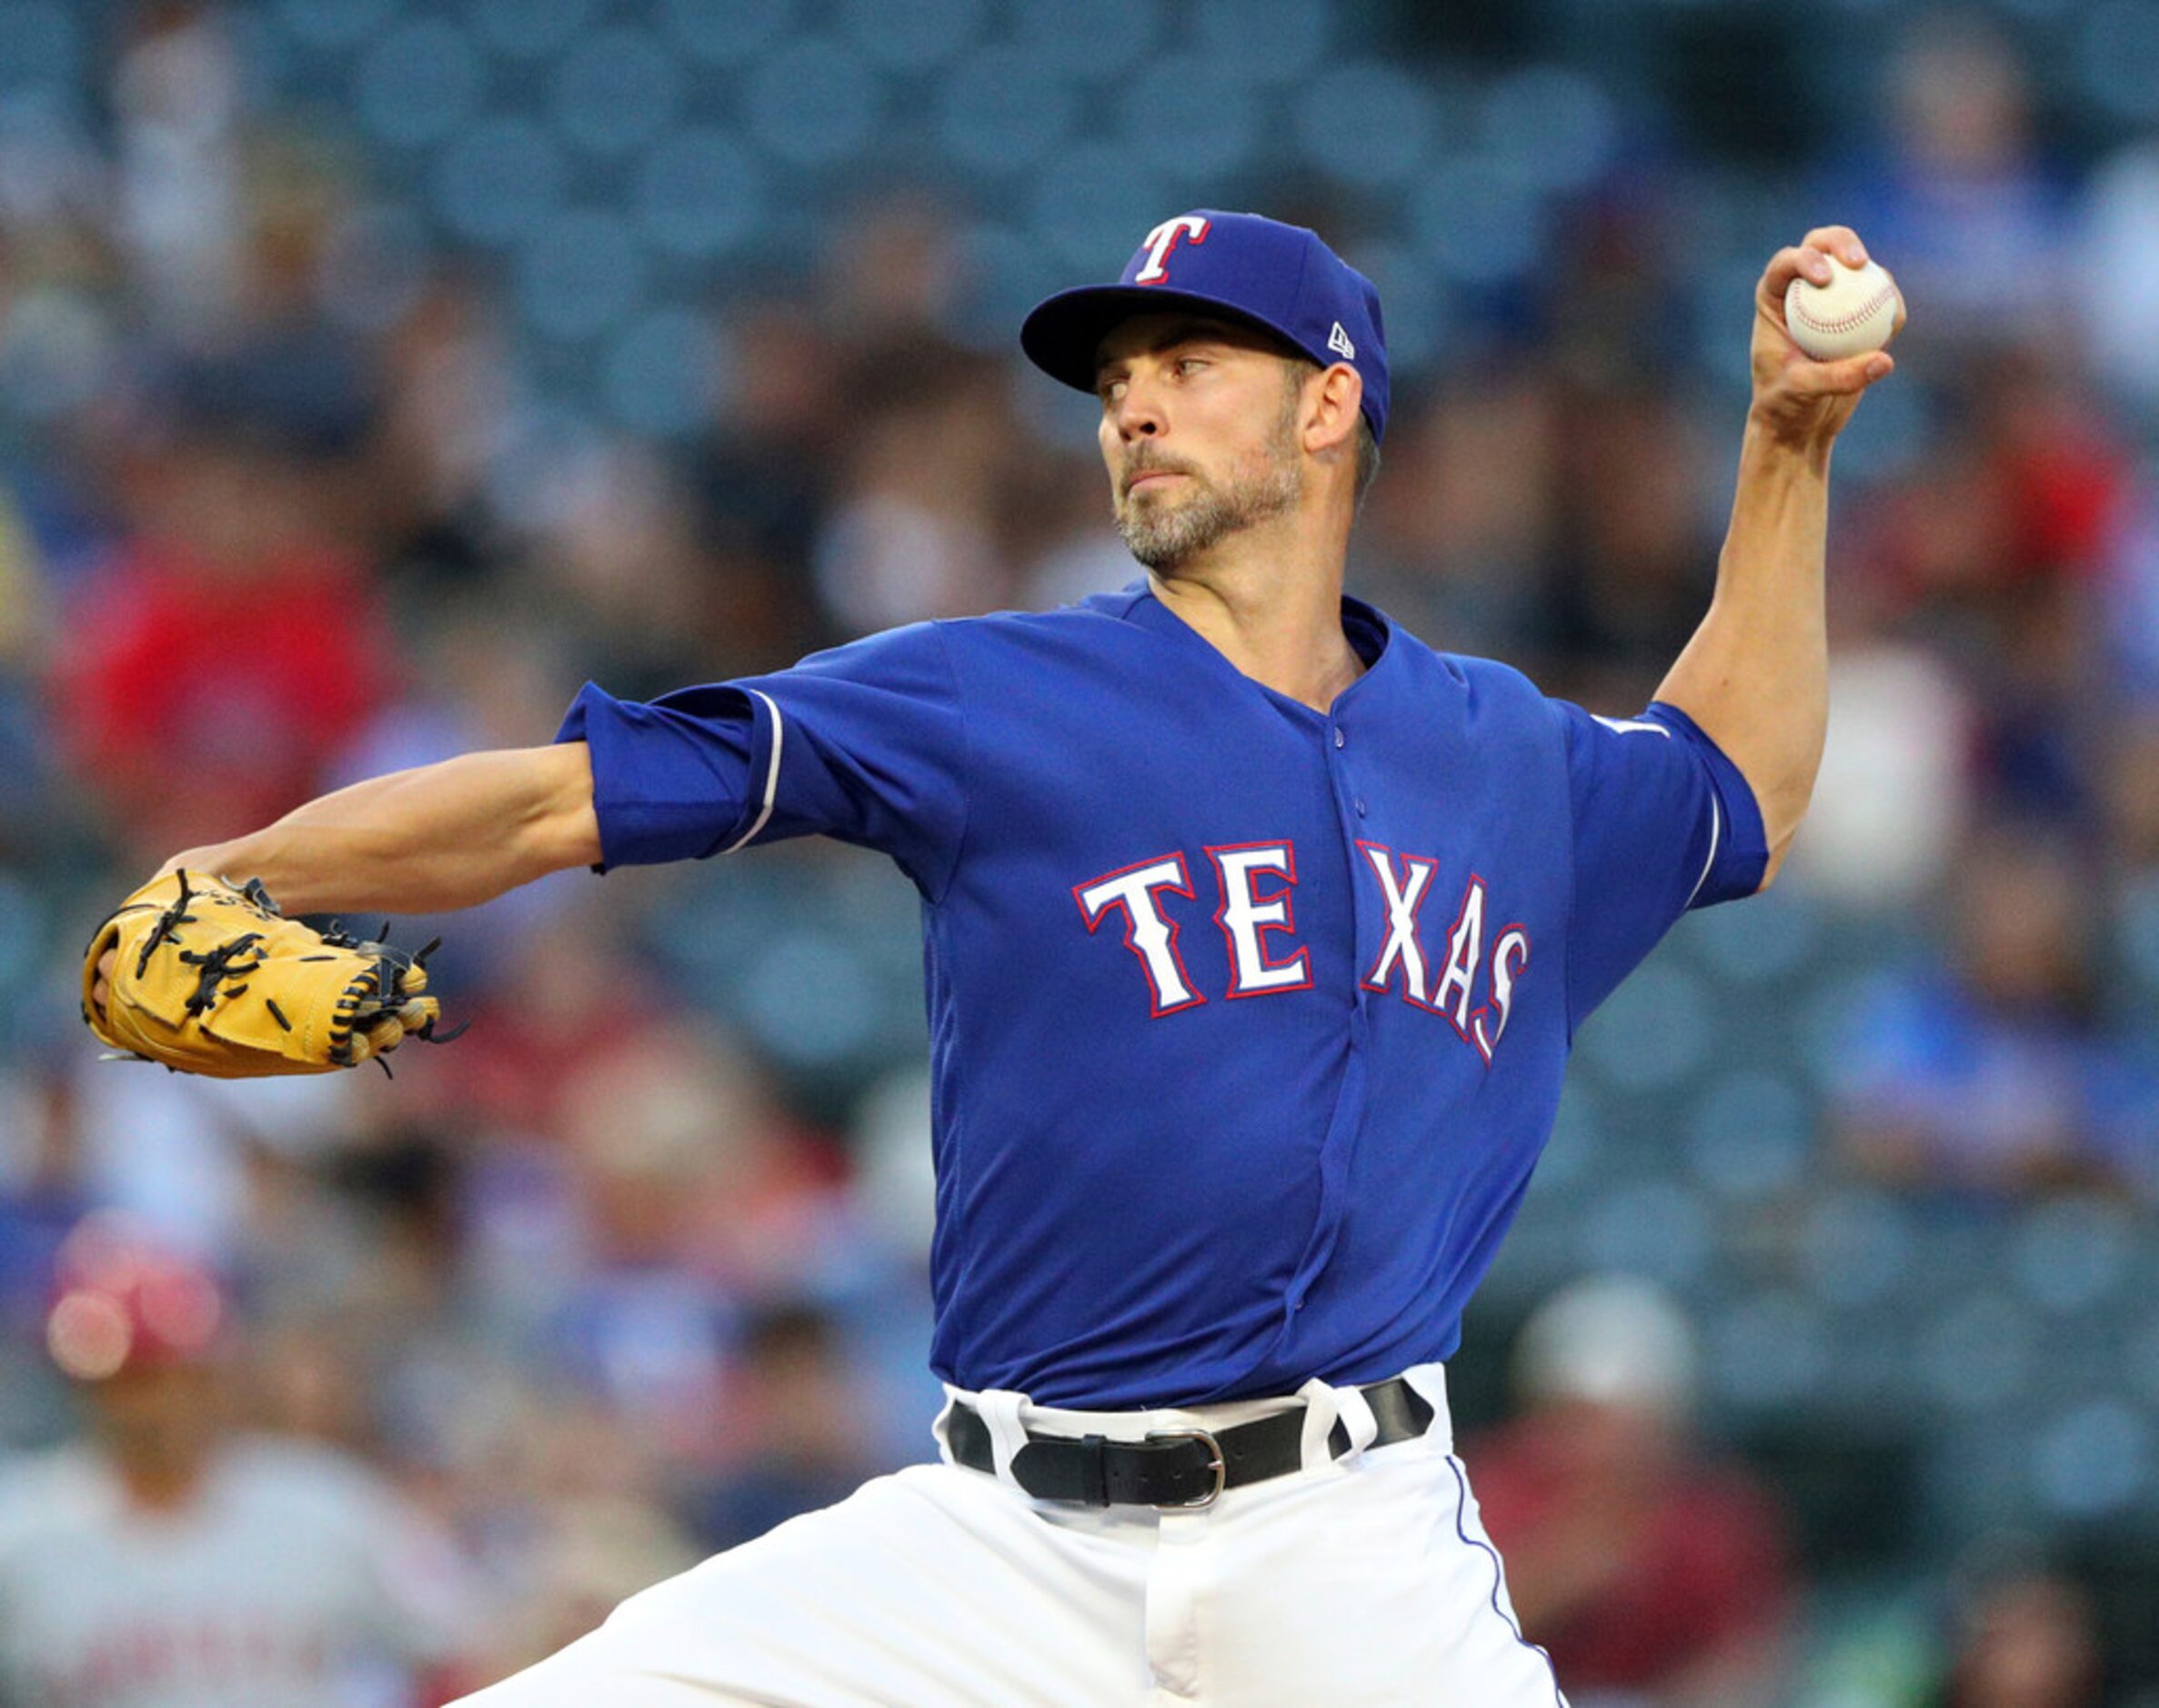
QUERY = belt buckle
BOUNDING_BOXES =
[1144,1428,1226,1510]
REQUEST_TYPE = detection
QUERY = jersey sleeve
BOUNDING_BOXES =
[555,619,969,898]
[1551,698,1768,1030]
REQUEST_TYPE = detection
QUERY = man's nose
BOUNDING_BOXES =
[1110,378,1165,439]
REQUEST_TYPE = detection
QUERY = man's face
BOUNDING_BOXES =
[1094,312,1308,572]
[91,1361,223,1475]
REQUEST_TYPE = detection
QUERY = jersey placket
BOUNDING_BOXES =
[1256,691,1381,1342]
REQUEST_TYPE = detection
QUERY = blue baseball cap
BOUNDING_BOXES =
[1020,209,1390,443]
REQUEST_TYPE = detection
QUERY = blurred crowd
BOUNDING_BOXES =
[2,1,2158,1702]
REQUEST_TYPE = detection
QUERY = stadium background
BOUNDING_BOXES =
[3,0,2159,1700]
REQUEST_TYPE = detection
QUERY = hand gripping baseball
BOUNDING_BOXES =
[82,870,456,1078]
[1751,226,1906,450]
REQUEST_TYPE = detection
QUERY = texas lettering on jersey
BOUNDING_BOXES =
[1073,839,1531,1064]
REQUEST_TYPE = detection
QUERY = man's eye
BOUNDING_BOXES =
[1176,357,1207,375]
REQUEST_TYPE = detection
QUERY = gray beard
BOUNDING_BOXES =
[1115,457,1302,571]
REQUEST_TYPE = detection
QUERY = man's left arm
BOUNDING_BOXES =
[1654,225,1904,885]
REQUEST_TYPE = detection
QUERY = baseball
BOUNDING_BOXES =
[1782,256,1903,361]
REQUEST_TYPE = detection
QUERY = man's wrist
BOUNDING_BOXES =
[157,840,259,887]
[1742,407,1835,475]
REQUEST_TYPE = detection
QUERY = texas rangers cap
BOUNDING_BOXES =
[1021,210,1391,442]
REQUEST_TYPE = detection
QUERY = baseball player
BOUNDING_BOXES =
[85,211,1899,1703]
[0,1219,476,1706]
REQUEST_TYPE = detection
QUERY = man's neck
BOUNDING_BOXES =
[1147,540,1362,713]
[115,1457,209,1514]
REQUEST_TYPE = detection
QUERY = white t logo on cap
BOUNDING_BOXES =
[1134,215,1210,284]
[1329,321,1356,360]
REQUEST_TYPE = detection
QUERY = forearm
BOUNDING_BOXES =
[1654,417,1831,880]
[161,743,601,916]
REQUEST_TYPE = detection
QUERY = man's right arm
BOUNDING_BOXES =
[156,742,601,918]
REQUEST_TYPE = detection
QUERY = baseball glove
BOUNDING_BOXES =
[82,869,452,1079]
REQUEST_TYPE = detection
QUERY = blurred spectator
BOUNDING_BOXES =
[0,1061,89,1445]
[811,349,1017,636]
[525,444,725,697]
[367,277,517,599]
[458,1393,699,1691]
[0,1215,480,1705]
[820,192,964,350]
[0,485,47,667]
[1350,367,1559,667]
[848,1067,938,1270]
[1849,351,2127,821]
[555,1022,850,1297]
[796,196,1024,637]
[1788,636,1973,908]
[1933,1551,2104,1708]
[1826,13,2071,355]
[53,346,392,865]
[2101,710,2159,1041]
[2095,463,2159,710]
[1831,819,2158,1197]
[2076,136,2159,423]
[66,1046,351,1268]
[688,296,846,619]
[1543,365,1719,703]
[688,1301,883,1553]
[111,4,246,343]
[0,1062,86,1324]
[1467,1277,1795,1708]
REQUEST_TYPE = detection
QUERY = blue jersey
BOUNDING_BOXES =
[557,583,1766,1409]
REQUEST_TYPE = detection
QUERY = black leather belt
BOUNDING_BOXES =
[947,1377,1435,1511]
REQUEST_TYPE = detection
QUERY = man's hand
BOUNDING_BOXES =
[1751,226,1904,452]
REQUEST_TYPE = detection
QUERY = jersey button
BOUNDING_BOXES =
[1354,798,1367,816]
[1333,728,1345,749]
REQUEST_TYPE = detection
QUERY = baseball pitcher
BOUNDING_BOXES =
[84,211,1899,1703]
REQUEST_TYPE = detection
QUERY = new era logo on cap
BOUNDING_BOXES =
[1019,209,1391,444]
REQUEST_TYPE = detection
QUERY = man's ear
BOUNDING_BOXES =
[1306,363,1364,459]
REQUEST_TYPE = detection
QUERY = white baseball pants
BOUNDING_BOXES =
[452,1364,1567,1706]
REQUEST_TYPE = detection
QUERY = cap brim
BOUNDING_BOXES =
[1019,285,1310,395]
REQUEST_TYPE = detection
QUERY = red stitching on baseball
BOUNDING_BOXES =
[1792,282,1897,336]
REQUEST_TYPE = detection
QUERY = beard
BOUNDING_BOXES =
[1113,392,1304,572]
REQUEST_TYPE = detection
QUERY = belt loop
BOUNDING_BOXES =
[1291,1378,1339,1472]
[931,1387,960,1463]
[1400,1363,1454,1453]
[1337,1381,1380,1464]
[975,1389,1032,1489]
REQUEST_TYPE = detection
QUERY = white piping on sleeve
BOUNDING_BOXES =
[720,688,784,854]
[1684,793,1722,908]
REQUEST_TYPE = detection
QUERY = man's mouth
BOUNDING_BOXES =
[1126,469,1185,494]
